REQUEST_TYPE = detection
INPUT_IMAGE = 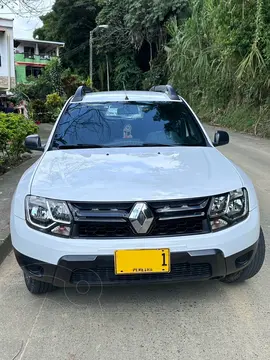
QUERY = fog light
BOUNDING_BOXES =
[26,264,44,277]
[210,218,228,231]
[235,251,253,268]
[51,225,71,236]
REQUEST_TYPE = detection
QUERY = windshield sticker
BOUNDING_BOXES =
[123,124,133,139]
[107,107,118,116]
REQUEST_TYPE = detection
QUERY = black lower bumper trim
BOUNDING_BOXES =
[14,241,258,287]
[70,261,213,285]
[225,241,258,275]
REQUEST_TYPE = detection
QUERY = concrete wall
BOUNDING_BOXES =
[0,18,15,91]
[15,43,25,53]
[0,76,16,89]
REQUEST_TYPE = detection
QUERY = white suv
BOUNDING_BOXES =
[10,85,265,294]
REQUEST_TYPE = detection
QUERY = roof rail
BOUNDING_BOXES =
[150,84,179,100]
[72,86,93,102]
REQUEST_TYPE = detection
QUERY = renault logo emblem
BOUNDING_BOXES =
[129,202,154,234]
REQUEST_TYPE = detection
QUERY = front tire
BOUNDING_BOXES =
[221,228,265,284]
[24,272,56,294]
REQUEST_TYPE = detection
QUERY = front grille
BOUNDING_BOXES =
[78,222,132,238]
[69,198,211,238]
[70,263,212,284]
[151,218,205,236]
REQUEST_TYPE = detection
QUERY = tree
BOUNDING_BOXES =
[96,0,190,67]
[12,59,63,101]
[34,0,100,76]
[33,11,58,41]
[0,1,50,16]
[113,54,142,90]
[95,0,190,89]
[31,0,270,135]
[34,0,190,89]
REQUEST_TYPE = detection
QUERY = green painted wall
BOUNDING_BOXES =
[15,54,53,65]
[14,54,57,84]
[15,65,27,84]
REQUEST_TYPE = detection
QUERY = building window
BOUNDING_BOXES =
[26,66,32,77]
[24,47,35,59]
[26,66,43,78]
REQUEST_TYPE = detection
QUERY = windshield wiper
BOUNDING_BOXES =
[142,143,174,147]
[114,143,174,148]
[180,143,204,147]
[58,144,104,149]
[117,143,203,147]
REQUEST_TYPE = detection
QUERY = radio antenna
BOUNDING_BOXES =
[123,82,129,100]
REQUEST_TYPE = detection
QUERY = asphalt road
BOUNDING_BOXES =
[0,125,270,360]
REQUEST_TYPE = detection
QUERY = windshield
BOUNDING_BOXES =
[51,101,207,149]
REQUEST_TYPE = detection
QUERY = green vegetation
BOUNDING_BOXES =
[31,0,270,136]
[33,0,190,89]
[34,0,100,75]
[45,93,64,123]
[0,113,38,174]
[166,0,270,137]
[12,59,87,123]
[12,59,83,101]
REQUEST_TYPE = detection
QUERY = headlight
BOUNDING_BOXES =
[25,196,72,236]
[209,188,249,231]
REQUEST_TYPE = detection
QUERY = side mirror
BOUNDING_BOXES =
[213,131,229,147]
[25,134,44,152]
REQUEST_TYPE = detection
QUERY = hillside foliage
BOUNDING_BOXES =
[33,0,270,136]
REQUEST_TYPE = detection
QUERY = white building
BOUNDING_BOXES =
[0,17,16,94]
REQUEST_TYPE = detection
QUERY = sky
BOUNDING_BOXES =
[0,0,53,39]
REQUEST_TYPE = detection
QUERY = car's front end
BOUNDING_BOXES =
[10,87,265,293]
[11,191,260,287]
[11,150,261,288]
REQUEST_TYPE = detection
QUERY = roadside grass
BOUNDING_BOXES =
[196,103,270,138]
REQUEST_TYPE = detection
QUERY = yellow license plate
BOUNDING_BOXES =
[114,249,170,275]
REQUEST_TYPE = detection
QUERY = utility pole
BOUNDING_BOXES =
[106,55,110,91]
[89,31,93,84]
[89,25,109,86]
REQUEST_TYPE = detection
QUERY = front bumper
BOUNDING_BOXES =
[11,207,260,264]
[14,242,258,287]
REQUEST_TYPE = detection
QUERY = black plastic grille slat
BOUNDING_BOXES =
[71,202,133,211]
[77,223,133,238]
[70,198,210,238]
[70,263,212,284]
[76,219,205,237]
[149,198,208,210]
[151,218,205,236]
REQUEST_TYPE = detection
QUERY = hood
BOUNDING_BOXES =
[31,147,243,202]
